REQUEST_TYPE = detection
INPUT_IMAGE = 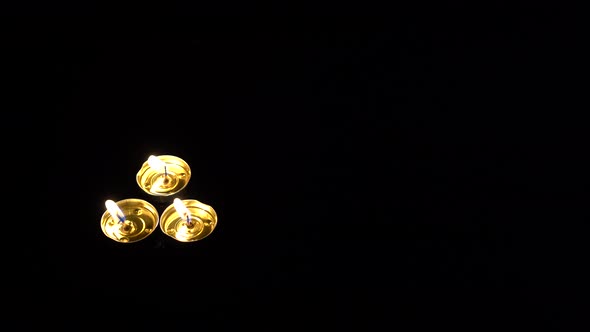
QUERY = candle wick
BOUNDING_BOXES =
[117,214,126,223]
[164,165,168,178]
[186,213,191,224]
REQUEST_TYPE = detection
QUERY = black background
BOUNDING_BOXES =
[3,4,586,330]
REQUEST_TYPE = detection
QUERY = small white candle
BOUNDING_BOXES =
[105,199,126,223]
[173,198,191,224]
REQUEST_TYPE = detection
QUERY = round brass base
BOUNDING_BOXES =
[136,155,191,196]
[100,198,159,243]
[160,199,217,242]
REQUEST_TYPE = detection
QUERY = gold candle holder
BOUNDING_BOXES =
[100,198,159,243]
[136,155,191,196]
[160,198,218,242]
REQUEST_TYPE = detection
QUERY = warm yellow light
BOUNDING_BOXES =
[173,198,191,223]
[105,199,125,223]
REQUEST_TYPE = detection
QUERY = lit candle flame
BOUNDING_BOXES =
[147,155,167,176]
[105,199,126,223]
[173,198,191,224]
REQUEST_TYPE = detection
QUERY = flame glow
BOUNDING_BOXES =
[147,155,167,173]
[105,199,125,223]
[173,198,191,223]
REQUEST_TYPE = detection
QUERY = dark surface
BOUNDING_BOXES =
[4,8,584,330]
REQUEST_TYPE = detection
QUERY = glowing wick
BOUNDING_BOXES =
[105,199,126,223]
[173,198,191,224]
[148,155,168,178]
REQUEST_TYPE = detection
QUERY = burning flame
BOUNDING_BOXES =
[173,198,191,223]
[147,155,167,173]
[105,199,125,223]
